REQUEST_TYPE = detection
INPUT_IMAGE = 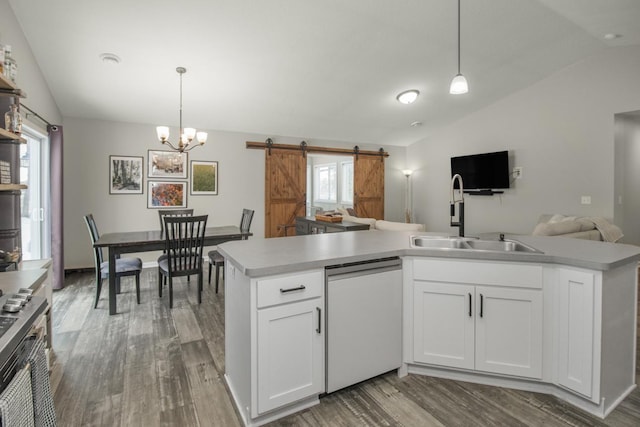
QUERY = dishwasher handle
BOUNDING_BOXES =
[326,257,401,278]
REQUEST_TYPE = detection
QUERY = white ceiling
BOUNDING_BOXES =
[8,0,640,147]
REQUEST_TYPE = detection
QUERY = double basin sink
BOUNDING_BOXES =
[410,236,543,254]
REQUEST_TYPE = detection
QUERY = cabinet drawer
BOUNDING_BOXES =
[413,258,542,289]
[257,270,323,308]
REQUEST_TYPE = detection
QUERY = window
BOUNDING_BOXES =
[340,161,353,204]
[313,163,337,202]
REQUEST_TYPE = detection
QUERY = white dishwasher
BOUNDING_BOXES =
[325,257,403,393]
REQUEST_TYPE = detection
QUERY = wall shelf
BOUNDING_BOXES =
[0,128,26,144]
[0,57,25,258]
[0,74,25,97]
[0,184,27,191]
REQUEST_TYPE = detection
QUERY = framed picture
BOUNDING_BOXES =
[148,150,188,179]
[190,160,218,195]
[109,155,143,194]
[148,181,187,208]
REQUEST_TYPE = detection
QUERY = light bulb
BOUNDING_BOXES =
[449,74,469,94]
[196,132,208,144]
[184,127,196,141]
[156,126,169,141]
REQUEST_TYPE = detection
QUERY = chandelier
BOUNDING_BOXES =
[156,67,207,152]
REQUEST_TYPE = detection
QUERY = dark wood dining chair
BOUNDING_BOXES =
[208,208,254,293]
[157,209,194,287]
[158,215,208,308]
[83,214,142,308]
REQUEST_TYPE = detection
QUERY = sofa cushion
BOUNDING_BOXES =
[375,220,425,232]
[532,220,583,236]
[343,215,377,229]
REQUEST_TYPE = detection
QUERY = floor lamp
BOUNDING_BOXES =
[403,170,413,223]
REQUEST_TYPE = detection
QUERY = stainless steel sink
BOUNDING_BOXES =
[411,237,470,249]
[410,236,542,254]
[464,239,542,253]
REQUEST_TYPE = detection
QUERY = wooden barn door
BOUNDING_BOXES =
[264,148,307,237]
[354,154,385,219]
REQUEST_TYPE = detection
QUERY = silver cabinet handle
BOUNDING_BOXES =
[280,285,306,293]
[316,307,321,334]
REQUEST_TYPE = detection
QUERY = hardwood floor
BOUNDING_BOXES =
[50,269,640,426]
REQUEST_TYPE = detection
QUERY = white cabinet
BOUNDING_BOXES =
[254,269,324,415]
[475,286,542,377]
[257,297,324,414]
[225,266,324,425]
[555,267,596,398]
[413,282,474,369]
[411,259,543,379]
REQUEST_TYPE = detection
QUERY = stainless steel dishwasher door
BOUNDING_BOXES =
[326,258,403,394]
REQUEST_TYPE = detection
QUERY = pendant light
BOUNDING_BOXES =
[450,0,469,95]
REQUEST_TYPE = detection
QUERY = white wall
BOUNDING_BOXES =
[64,116,407,269]
[0,0,62,127]
[614,112,640,245]
[407,45,640,237]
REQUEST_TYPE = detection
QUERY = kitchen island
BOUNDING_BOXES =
[219,231,640,426]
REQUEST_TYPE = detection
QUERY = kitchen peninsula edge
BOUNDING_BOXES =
[219,231,640,426]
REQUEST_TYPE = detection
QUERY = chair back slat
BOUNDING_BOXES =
[163,215,208,276]
[158,209,194,234]
[83,214,104,265]
[240,208,255,239]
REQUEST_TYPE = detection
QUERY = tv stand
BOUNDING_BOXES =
[463,189,504,196]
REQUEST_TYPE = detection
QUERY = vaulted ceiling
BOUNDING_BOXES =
[9,0,640,146]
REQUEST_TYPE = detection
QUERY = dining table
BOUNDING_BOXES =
[93,225,252,315]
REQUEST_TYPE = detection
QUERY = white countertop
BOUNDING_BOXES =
[218,231,640,277]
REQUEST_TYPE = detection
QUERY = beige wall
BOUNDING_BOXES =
[614,111,640,245]
[407,45,640,237]
[63,117,407,269]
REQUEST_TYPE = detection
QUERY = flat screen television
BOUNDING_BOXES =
[451,150,510,191]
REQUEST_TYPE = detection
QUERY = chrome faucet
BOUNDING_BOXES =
[450,174,465,237]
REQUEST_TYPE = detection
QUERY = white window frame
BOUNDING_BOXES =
[313,163,337,203]
[339,160,354,205]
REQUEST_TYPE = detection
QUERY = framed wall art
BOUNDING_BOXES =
[148,150,188,179]
[148,181,187,208]
[190,160,218,195]
[109,155,143,194]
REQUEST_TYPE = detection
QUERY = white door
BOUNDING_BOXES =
[413,282,475,369]
[556,268,595,398]
[257,298,324,414]
[20,126,50,260]
[475,286,543,379]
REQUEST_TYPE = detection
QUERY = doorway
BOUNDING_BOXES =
[613,110,640,246]
[306,154,353,216]
[20,126,51,260]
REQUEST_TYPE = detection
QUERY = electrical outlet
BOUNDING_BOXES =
[513,167,523,179]
[581,196,591,205]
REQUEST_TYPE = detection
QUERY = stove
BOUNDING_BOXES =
[0,291,47,378]
[0,316,18,339]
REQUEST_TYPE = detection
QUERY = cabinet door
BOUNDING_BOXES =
[556,268,595,398]
[413,282,475,369]
[257,298,324,414]
[475,286,543,379]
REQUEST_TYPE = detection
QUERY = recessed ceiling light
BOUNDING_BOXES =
[410,121,423,127]
[604,33,621,40]
[99,53,121,65]
[396,90,419,104]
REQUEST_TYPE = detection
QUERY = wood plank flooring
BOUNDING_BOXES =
[50,268,640,426]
